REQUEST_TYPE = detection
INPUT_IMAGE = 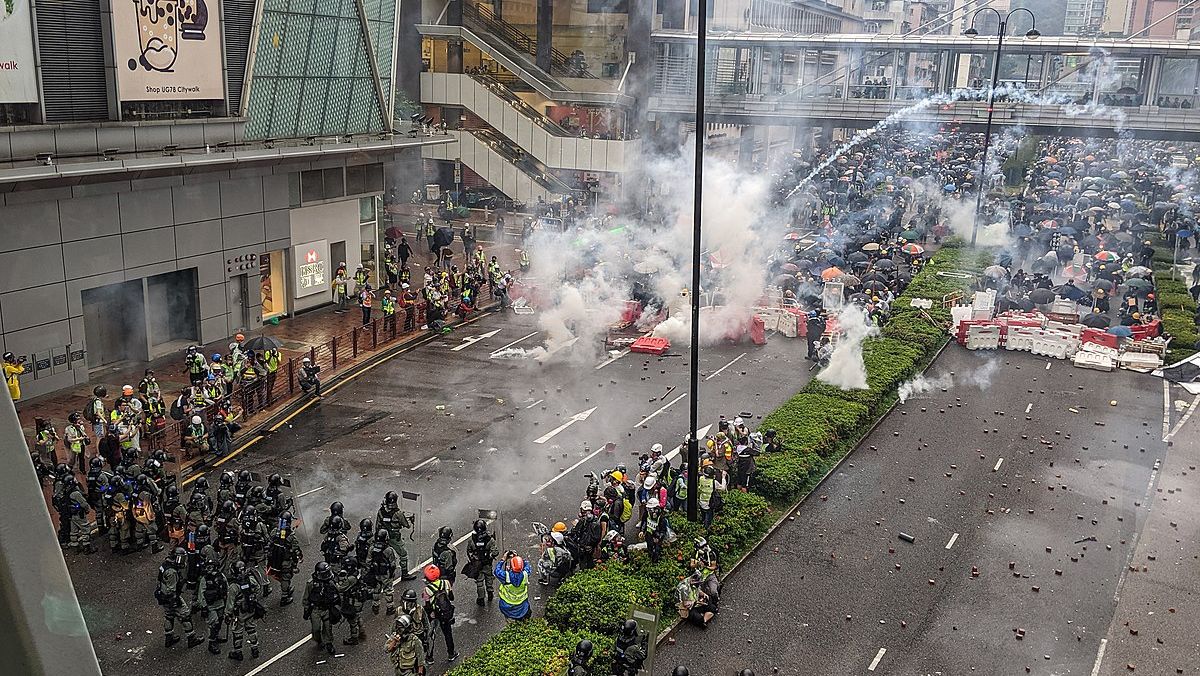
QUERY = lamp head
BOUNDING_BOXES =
[1025,28,1041,38]
[964,26,979,37]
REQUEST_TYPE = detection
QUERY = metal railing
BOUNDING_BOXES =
[467,70,576,137]
[462,2,598,79]
[467,128,579,195]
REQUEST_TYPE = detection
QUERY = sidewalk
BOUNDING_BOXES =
[17,237,520,469]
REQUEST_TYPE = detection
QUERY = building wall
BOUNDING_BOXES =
[289,200,364,314]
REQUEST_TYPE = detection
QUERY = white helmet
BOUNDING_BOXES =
[733,417,744,426]
[191,415,202,425]
[580,500,592,512]
[646,498,660,509]
[550,531,565,545]
[650,443,663,455]
[644,477,657,490]
[302,357,311,364]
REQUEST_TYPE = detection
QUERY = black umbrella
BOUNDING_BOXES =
[1081,314,1109,328]
[1030,288,1056,304]
[848,251,870,263]
[873,259,897,270]
[848,293,870,303]
[244,335,284,352]
[863,280,890,294]
[1054,284,1088,303]
[861,272,889,284]
[432,227,456,249]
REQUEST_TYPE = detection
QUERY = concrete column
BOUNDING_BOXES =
[447,0,463,74]
[395,0,422,105]
[627,0,654,136]
[536,0,553,74]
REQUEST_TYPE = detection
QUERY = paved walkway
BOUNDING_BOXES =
[17,236,519,462]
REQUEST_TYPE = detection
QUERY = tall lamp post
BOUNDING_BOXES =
[964,7,1039,247]
[686,0,710,523]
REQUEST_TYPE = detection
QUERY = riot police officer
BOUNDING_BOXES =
[156,547,202,649]
[196,563,230,654]
[227,560,263,661]
[303,561,342,655]
[367,528,400,615]
[336,556,370,646]
[465,519,498,605]
[267,511,303,605]
[376,491,416,579]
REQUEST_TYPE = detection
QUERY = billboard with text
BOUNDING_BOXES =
[111,0,224,101]
[0,0,38,103]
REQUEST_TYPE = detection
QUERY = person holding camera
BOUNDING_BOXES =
[3,352,25,403]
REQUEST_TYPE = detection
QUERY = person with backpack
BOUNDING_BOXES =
[156,547,203,649]
[465,519,498,606]
[431,526,457,585]
[303,561,342,655]
[196,564,230,655]
[421,564,459,663]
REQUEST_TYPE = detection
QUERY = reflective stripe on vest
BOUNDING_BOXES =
[497,569,527,606]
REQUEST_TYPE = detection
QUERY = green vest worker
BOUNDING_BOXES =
[494,553,529,620]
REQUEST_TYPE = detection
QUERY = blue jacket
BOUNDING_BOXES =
[493,561,530,619]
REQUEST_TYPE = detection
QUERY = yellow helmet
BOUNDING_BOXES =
[610,471,624,483]
[552,521,568,533]
[701,458,714,468]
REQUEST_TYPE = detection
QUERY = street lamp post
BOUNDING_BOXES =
[686,0,710,523]
[964,7,1039,247]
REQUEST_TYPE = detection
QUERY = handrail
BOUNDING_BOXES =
[467,70,577,137]
[463,2,598,79]
[467,127,578,195]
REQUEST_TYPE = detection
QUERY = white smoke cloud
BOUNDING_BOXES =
[817,306,877,390]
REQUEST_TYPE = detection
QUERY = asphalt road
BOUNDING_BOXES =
[656,347,1192,676]
[70,309,811,676]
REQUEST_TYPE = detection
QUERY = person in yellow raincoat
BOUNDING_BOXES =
[4,352,26,402]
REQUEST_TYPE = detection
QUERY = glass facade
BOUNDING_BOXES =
[246,0,389,138]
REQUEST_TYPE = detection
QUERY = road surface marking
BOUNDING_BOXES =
[704,352,747,381]
[1163,381,1172,440]
[1025,403,1032,413]
[868,648,887,671]
[243,634,312,676]
[533,407,597,444]
[202,314,493,473]
[664,425,716,462]
[1165,394,1200,442]
[451,328,502,351]
[411,456,439,471]
[633,393,688,428]
[294,486,325,499]
[1089,638,1108,676]
[525,399,544,409]
[945,533,959,549]
[531,442,611,495]
[595,349,630,370]
[1045,361,1052,370]
[993,458,1004,471]
[1113,459,1161,604]
[490,330,539,355]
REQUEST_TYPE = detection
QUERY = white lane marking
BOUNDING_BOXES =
[1163,381,1172,440]
[1165,394,1200,442]
[243,635,312,676]
[451,328,502,351]
[1025,403,1033,413]
[595,349,630,370]
[704,352,748,381]
[533,407,597,444]
[633,393,688,428]
[993,458,1004,471]
[525,399,544,409]
[411,456,439,471]
[294,486,325,499]
[490,330,539,355]
[1045,361,1052,370]
[1089,638,1108,676]
[868,648,887,671]
[663,425,716,463]
[531,441,611,495]
[1113,459,1161,603]
[945,533,959,550]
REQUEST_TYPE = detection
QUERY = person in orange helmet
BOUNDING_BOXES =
[494,550,529,620]
[421,564,458,663]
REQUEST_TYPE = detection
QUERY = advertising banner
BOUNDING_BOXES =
[111,0,224,101]
[0,0,38,103]
[293,240,331,299]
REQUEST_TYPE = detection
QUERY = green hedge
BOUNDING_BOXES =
[452,242,972,673]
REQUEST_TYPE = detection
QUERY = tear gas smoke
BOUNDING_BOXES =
[817,306,877,390]
[897,360,1000,403]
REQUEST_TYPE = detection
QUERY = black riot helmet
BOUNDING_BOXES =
[384,491,398,508]
[672,668,690,676]
[55,463,70,477]
[402,588,418,603]
[330,501,344,516]
[89,457,104,471]
[189,491,207,507]
[437,525,453,541]
[395,614,413,633]
[231,560,247,577]
[195,524,211,544]
[165,484,179,501]
[219,499,236,516]
[151,449,168,463]
[220,470,235,487]
[169,546,187,567]
[359,518,373,532]
[573,639,594,660]
[268,473,283,487]
[194,476,209,491]
[249,485,266,500]
[738,671,755,676]
[93,385,107,398]
[473,519,487,535]
[328,515,345,533]
[237,469,251,482]
[374,529,390,543]
[619,619,638,638]
[314,561,333,581]
[341,556,359,574]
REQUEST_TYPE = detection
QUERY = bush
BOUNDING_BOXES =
[544,563,657,634]
[447,619,613,676]
[706,490,774,561]
[760,393,871,457]
[753,449,821,502]
[882,311,948,351]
